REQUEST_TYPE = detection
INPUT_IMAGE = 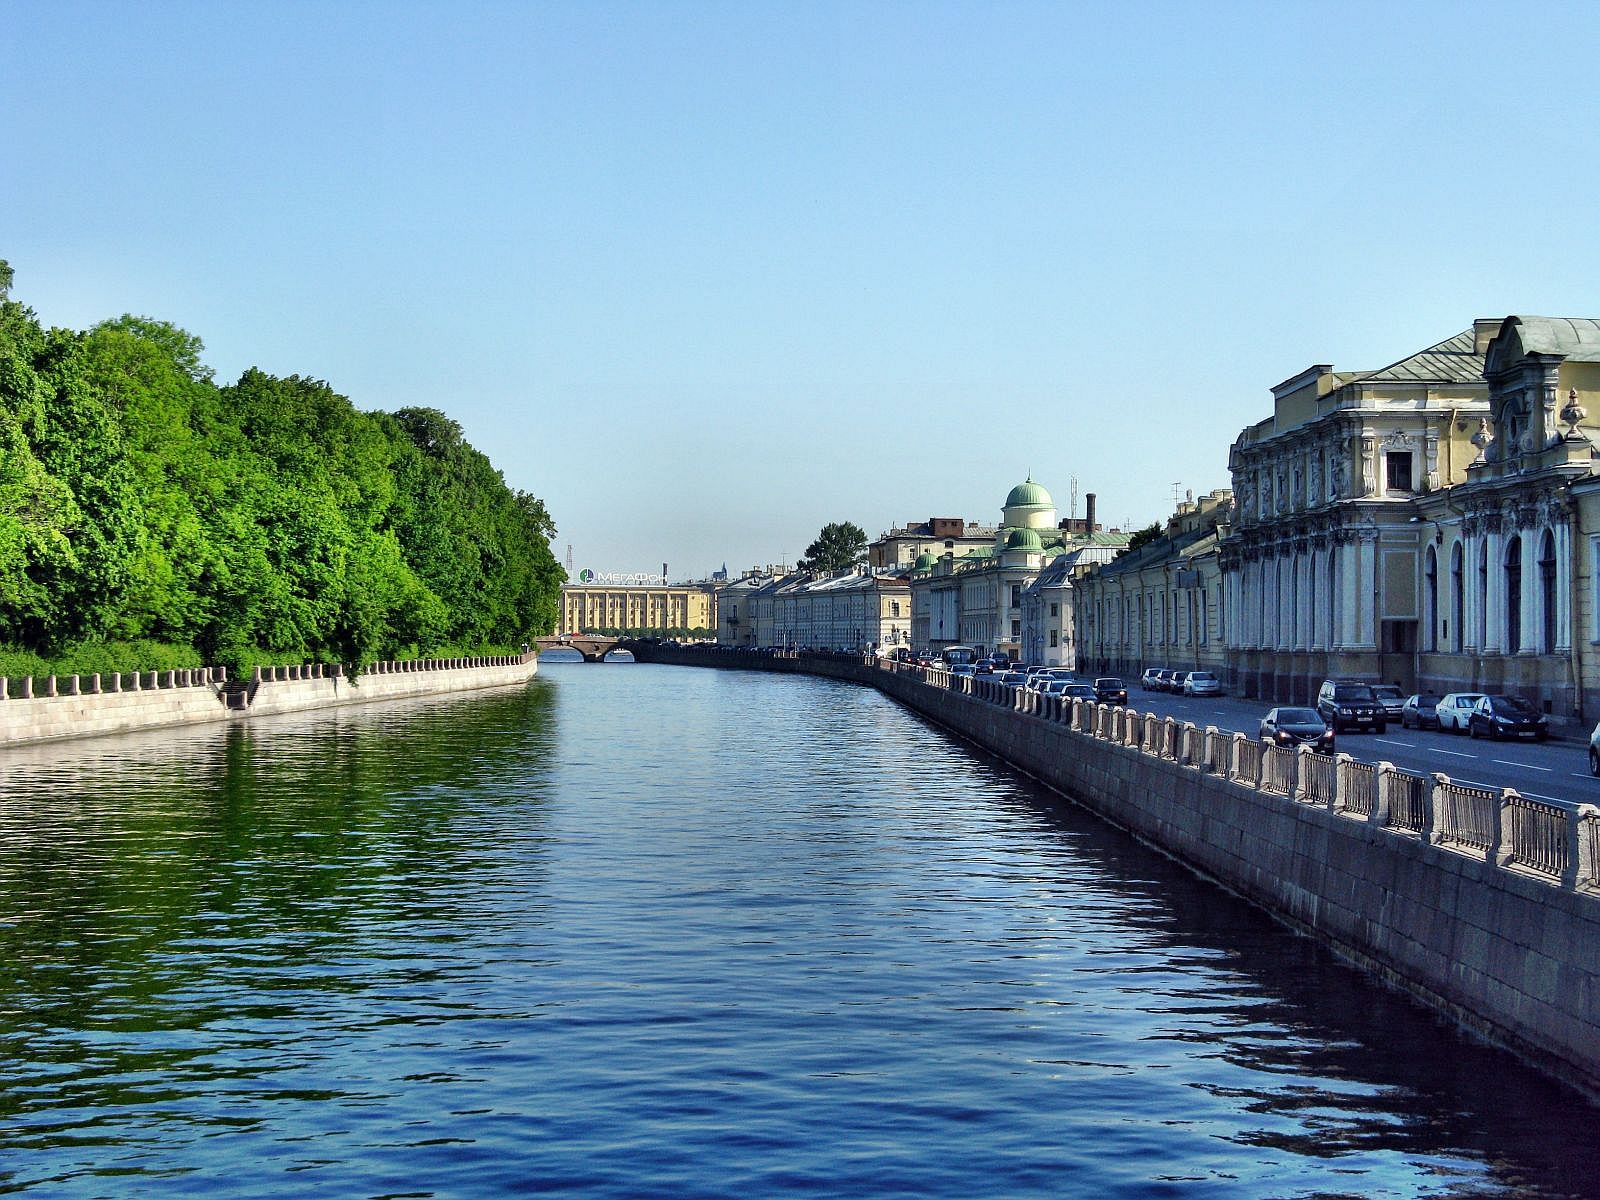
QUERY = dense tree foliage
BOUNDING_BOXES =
[797,521,868,572]
[0,261,564,670]
[1117,521,1164,557]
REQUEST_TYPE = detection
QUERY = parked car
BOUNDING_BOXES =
[1436,692,1487,733]
[1259,707,1336,752]
[1094,677,1129,705]
[1183,670,1223,697]
[1315,680,1387,733]
[1400,694,1444,730]
[1141,668,1166,691]
[1371,684,1407,721]
[1467,695,1549,741]
[1169,670,1191,693]
[1590,721,1600,776]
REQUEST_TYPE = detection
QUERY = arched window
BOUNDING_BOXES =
[1539,529,1557,653]
[1450,541,1464,652]
[1423,545,1438,652]
[1505,535,1523,653]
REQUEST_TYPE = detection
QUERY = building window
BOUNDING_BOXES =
[1505,535,1523,653]
[891,600,900,618]
[1050,630,1058,647]
[1010,585,1022,607]
[1386,451,1413,493]
[1011,619,1021,638]
[1049,602,1058,617]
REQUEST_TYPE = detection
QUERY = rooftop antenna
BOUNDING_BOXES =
[1170,481,1183,509]
[565,544,574,574]
[1070,475,1079,521]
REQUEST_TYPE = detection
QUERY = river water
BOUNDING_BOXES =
[0,659,1593,1198]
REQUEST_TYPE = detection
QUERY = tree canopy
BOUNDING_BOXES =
[798,521,868,573]
[0,260,564,669]
[1117,521,1164,557]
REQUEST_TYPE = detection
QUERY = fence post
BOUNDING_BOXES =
[1491,788,1517,869]
[1292,743,1311,801]
[22,676,33,698]
[1330,752,1352,812]
[1566,805,1600,890]
[1203,725,1219,772]
[1371,762,1393,826]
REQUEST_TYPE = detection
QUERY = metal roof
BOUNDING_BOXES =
[1348,328,1485,385]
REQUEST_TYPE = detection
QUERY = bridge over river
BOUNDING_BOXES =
[533,635,638,662]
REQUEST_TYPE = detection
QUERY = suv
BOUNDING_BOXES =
[1315,680,1387,733]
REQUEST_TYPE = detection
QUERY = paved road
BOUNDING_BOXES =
[1109,685,1600,806]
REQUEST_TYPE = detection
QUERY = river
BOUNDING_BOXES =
[0,658,1592,1198]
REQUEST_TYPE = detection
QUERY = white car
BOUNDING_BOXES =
[1436,692,1487,733]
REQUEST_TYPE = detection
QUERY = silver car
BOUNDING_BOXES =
[1183,670,1223,697]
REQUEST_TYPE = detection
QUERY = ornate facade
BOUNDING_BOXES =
[1410,317,1600,717]
[1218,325,1491,703]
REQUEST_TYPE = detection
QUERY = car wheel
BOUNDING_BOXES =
[1469,722,1479,739]
[1591,748,1600,777]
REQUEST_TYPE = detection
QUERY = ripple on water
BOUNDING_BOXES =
[0,664,1591,1198]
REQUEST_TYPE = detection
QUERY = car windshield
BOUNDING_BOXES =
[1097,678,1124,688]
[1490,697,1536,716]
[1189,672,1215,681]
[1374,686,1403,699]
[1333,685,1375,701]
[1278,708,1320,723]
[1412,695,1442,706]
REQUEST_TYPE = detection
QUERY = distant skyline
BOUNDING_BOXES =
[7,1,1600,579]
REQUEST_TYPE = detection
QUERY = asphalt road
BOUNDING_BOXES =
[1110,685,1600,807]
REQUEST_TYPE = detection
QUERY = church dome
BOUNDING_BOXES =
[913,551,936,570]
[1004,528,1043,551]
[1005,478,1053,509]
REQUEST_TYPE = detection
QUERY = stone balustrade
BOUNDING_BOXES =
[859,653,1600,895]
[0,666,228,700]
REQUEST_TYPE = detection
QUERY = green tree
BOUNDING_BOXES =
[1117,521,1164,557]
[798,521,868,573]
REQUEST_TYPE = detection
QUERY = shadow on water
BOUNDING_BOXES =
[877,685,1600,1198]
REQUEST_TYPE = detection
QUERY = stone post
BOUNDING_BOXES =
[164,670,176,688]
[0,677,7,700]
[1371,762,1393,827]
[1490,789,1517,869]
[90,673,101,695]
[21,676,33,699]
[1564,804,1600,890]
[110,672,122,693]
[47,676,58,698]
[1203,725,1219,772]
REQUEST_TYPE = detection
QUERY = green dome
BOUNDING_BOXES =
[1004,477,1053,509]
[1005,528,1043,551]
[913,551,936,570]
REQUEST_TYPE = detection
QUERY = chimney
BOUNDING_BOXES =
[1474,317,1503,356]
[1084,493,1097,533]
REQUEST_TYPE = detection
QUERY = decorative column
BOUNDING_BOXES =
[1482,519,1505,655]
[1553,507,1574,653]
[1519,522,1540,656]
[1294,547,1311,651]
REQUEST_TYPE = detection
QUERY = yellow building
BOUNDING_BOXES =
[560,583,715,636]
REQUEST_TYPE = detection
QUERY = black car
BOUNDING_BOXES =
[1093,677,1128,705]
[1259,707,1335,752]
[1315,680,1387,733]
[1467,695,1549,741]
[1400,693,1444,730]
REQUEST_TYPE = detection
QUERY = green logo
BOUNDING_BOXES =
[578,568,595,583]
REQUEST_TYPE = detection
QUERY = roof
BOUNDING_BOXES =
[1004,477,1053,509]
[1485,316,1600,375]
[1005,528,1043,551]
[1349,328,1486,385]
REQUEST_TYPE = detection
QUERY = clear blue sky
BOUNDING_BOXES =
[6,1,1600,578]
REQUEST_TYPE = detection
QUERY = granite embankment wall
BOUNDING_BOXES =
[0,654,538,747]
[641,645,1600,1098]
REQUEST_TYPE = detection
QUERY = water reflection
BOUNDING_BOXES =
[0,663,1590,1198]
